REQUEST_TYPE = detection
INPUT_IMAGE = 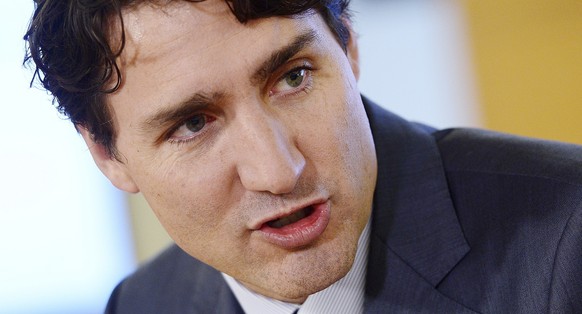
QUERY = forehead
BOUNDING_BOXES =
[108,1,333,126]
[118,1,323,69]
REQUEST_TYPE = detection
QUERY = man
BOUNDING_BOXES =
[24,0,581,313]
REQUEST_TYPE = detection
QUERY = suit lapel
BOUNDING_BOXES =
[365,236,476,313]
[362,98,473,312]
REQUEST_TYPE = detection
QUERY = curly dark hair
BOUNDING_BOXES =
[23,0,352,158]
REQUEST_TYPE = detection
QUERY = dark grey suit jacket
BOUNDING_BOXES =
[106,98,582,313]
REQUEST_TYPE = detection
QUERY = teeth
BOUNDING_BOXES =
[268,207,313,228]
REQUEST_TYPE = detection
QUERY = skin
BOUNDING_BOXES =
[81,0,377,303]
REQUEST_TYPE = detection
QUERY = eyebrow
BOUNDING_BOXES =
[139,30,317,135]
[140,92,222,133]
[251,30,318,85]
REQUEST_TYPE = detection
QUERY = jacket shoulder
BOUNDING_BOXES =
[434,128,582,185]
[433,128,582,312]
[105,245,234,313]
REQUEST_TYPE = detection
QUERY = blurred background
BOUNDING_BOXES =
[1,0,580,312]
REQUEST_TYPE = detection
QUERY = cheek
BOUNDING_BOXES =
[133,154,234,244]
[303,88,376,211]
[306,89,370,167]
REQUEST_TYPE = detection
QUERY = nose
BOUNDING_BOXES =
[234,109,306,195]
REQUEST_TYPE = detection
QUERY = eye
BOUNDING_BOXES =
[285,69,306,88]
[169,114,215,143]
[270,66,313,97]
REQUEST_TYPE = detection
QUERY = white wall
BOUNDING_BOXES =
[352,0,481,128]
[0,2,136,313]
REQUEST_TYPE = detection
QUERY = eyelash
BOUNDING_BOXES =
[270,63,314,98]
[166,115,216,146]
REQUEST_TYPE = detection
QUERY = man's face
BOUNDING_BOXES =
[91,0,377,302]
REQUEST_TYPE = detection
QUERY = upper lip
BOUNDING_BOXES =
[249,197,328,230]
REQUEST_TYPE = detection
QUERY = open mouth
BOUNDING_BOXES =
[258,201,331,249]
[266,206,315,229]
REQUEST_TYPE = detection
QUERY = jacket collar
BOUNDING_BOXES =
[362,96,469,288]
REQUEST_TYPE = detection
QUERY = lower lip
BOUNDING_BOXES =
[258,201,331,249]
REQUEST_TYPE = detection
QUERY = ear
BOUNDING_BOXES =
[79,126,140,193]
[345,20,360,81]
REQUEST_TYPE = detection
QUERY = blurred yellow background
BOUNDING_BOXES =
[463,0,582,144]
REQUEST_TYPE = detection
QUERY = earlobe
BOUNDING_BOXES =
[79,126,140,193]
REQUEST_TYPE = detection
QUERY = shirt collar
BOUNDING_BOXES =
[222,219,371,314]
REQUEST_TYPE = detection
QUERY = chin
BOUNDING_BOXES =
[265,239,358,302]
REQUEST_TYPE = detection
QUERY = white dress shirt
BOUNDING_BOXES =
[222,220,371,314]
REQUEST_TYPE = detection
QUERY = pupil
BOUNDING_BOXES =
[185,115,206,133]
[286,69,305,88]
